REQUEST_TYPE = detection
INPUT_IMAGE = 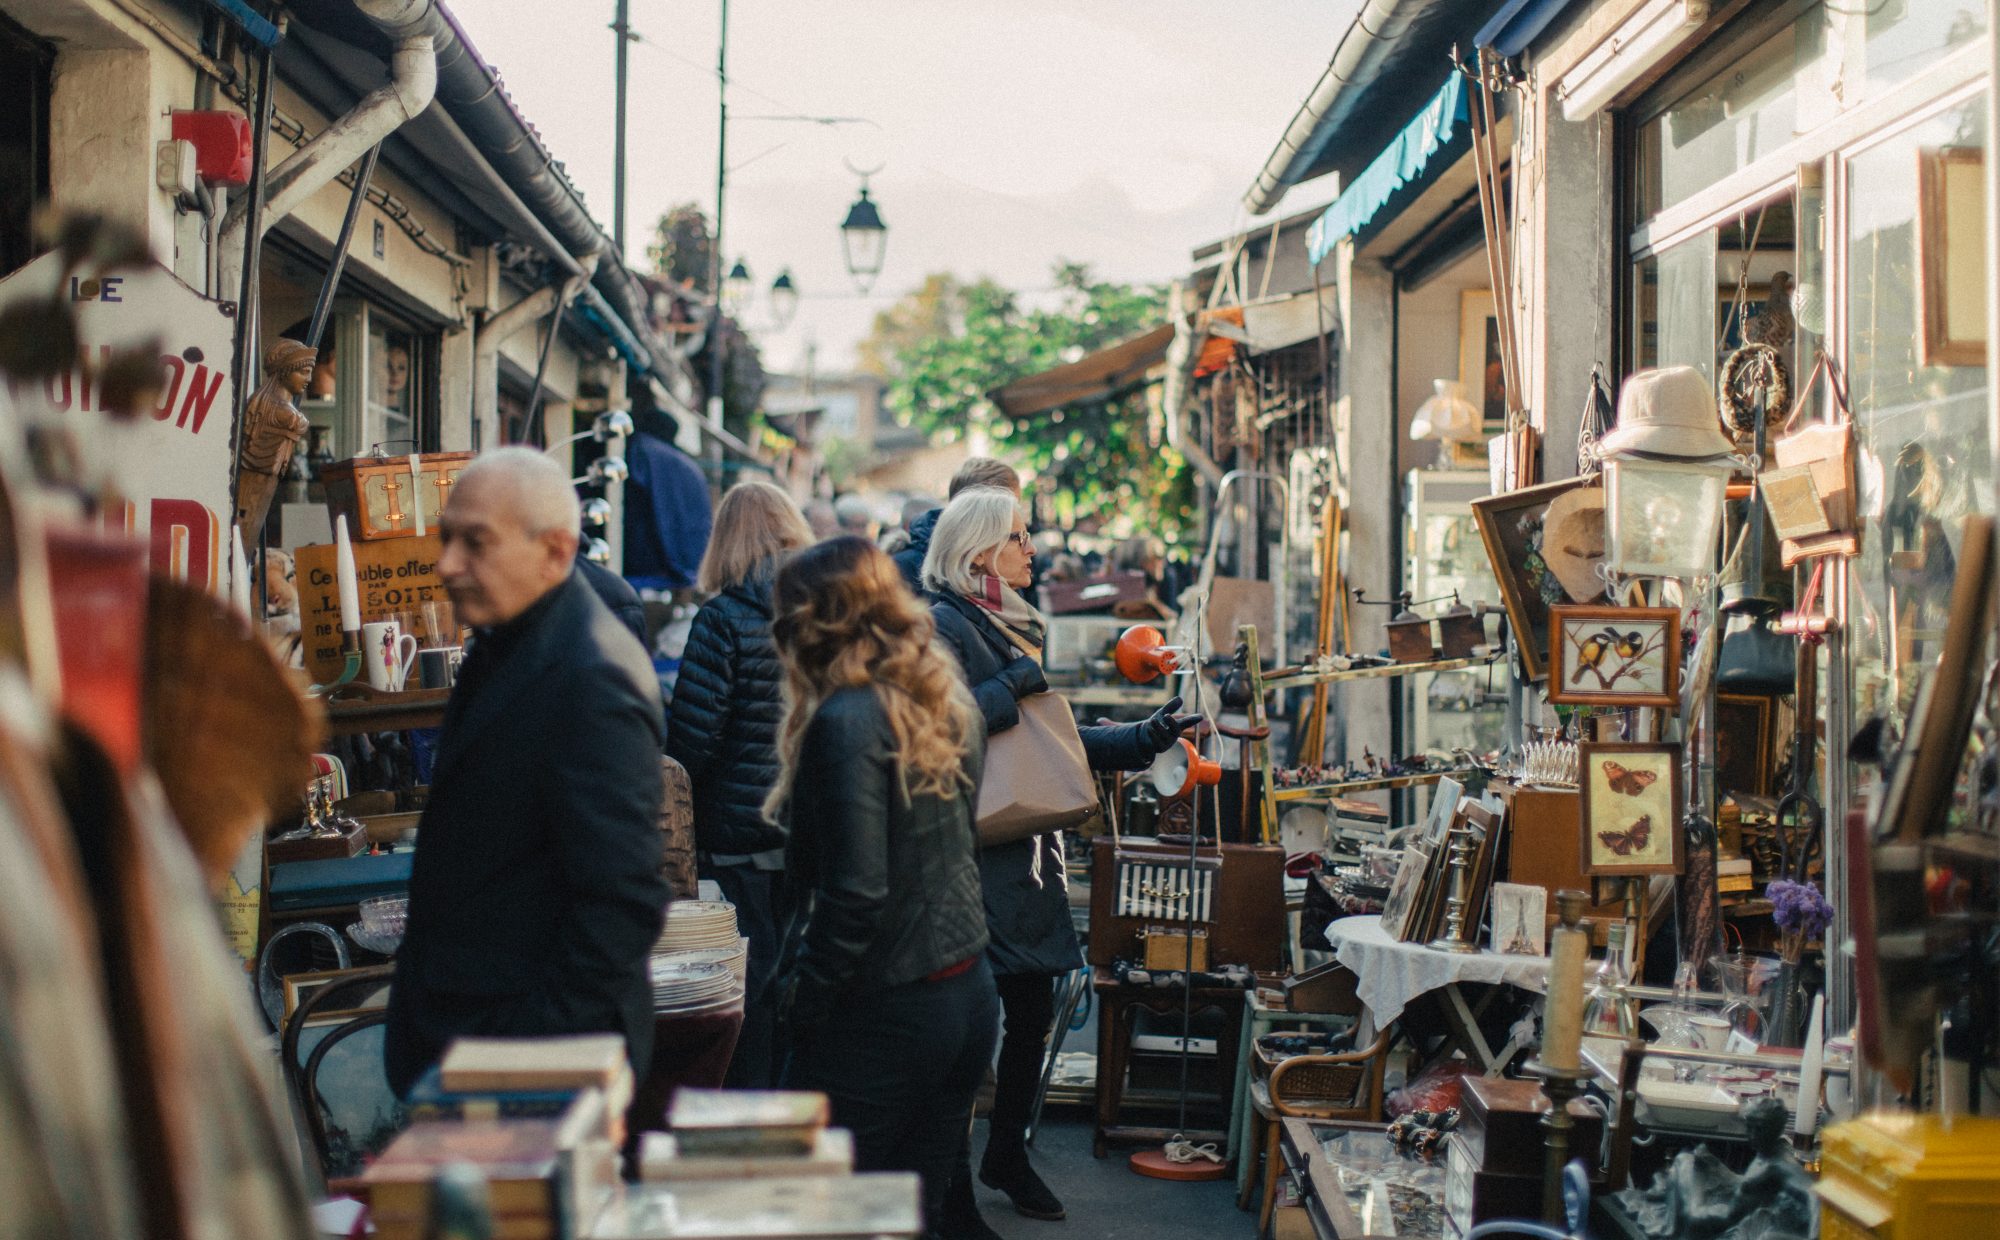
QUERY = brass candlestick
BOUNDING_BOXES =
[1525,1057,1595,1224]
[1430,826,1481,954]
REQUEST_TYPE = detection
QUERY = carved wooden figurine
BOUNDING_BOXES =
[235,338,315,544]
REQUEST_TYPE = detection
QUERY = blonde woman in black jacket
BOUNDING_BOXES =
[766,536,992,1240]
[666,479,812,1086]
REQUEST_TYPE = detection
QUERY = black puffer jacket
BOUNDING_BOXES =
[891,507,940,593]
[775,686,988,1027]
[665,566,786,855]
[931,591,1155,977]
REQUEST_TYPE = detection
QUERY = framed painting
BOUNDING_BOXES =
[1714,693,1775,797]
[1459,289,1506,430]
[1917,146,1987,368]
[1579,742,1684,876]
[1490,882,1548,956]
[1547,605,1681,708]
[1380,843,1434,942]
[1471,477,1588,681]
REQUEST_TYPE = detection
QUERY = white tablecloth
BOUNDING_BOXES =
[1325,914,1552,1026]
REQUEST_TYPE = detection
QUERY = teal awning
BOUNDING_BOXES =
[1306,73,1469,265]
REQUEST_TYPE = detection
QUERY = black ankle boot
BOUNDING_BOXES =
[980,1141,1065,1221]
[937,1165,1005,1240]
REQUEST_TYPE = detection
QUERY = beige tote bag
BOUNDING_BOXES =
[975,690,1100,846]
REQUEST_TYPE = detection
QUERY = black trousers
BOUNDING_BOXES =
[703,863,782,1089]
[785,959,999,1237]
[988,971,1058,1145]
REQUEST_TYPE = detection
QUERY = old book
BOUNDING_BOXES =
[666,1089,829,1154]
[639,1128,854,1182]
[440,1034,627,1094]
[407,1061,634,1133]
[586,1173,921,1238]
[360,1117,560,1223]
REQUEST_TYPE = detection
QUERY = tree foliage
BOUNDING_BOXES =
[861,263,1193,536]
[647,203,715,291]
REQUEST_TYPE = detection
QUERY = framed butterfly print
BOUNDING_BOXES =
[1579,741,1683,876]
[1547,605,1680,708]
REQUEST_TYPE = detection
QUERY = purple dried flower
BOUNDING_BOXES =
[1768,879,1833,937]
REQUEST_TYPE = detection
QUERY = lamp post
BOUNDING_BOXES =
[769,269,798,329]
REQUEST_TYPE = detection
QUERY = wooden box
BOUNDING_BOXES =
[321,451,473,542]
[1088,837,1285,972]
[1492,780,1622,943]
[266,818,368,864]
[1456,1075,1603,1179]
[1143,925,1208,971]
[1042,570,1149,615]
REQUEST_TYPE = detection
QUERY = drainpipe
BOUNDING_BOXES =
[219,0,440,289]
[473,253,600,448]
[1160,279,1227,489]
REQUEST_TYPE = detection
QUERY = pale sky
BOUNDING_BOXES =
[459,2,1356,374]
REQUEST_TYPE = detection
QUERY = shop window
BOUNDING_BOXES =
[0,13,52,278]
[369,318,418,453]
[1635,0,1987,220]
[276,305,435,460]
[1844,94,1992,727]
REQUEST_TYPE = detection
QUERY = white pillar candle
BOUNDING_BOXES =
[334,515,361,632]
[230,527,252,617]
[1794,993,1825,1136]
[409,453,427,536]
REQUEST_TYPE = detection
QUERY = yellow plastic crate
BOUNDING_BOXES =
[1817,1112,2000,1239]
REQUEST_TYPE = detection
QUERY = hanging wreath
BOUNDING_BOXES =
[1719,343,1790,439]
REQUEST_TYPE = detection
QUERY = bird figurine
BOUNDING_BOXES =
[1573,630,1614,683]
[1745,271,1796,349]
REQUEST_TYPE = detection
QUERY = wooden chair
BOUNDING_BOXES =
[1248,1025,1394,1232]
[278,964,396,1188]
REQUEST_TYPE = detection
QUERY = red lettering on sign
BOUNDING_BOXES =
[178,364,224,434]
[155,355,186,423]
[147,497,217,588]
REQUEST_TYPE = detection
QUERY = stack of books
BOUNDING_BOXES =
[1717,856,1756,897]
[424,1034,635,1140]
[586,1173,922,1239]
[633,1089,841,1181]
[360,1088,616,1240]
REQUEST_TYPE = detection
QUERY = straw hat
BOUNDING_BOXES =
[1598,366,1735,459]
[1542,488,1607,603]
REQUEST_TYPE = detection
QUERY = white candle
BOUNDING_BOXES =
[230,527,252,617]
[409,453,427,536]
[1543,915,1588,1071]
[334,514,361,633]
[1794,993,1825,1136]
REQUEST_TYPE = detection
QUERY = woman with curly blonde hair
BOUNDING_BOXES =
[764,536,995,1237]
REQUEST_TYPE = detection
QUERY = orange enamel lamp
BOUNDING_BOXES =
[1115,624,1180,683]
[1149,737,1222,800]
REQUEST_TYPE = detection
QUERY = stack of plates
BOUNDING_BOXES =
[655,900,739,954]
[655,938,749,987]
[648,958,740,1012]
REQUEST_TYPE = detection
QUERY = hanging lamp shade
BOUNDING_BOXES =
[1411,379,1482,442]
[840,186,887,291]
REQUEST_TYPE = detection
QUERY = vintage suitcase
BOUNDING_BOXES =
[321,451,474,541]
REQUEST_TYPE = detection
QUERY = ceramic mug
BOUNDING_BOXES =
[416,645,464,690]
[1688,1014,1733,1053]
[363,620,419,691]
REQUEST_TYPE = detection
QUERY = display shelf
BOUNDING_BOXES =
[1271,769,1473,801]
[1259,650,1504,692]
[323,684,449,736]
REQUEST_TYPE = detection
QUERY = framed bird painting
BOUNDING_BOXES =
[1579,741,1684,876]
[1547,605,1680,708]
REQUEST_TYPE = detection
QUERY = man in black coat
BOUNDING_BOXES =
[385,448,668,1098]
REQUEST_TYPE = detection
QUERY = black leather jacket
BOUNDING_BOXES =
[665,566,786,855]
[775,686,988,1026]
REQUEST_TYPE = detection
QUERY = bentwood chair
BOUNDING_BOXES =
[1250,1025,1395,1233]
[278,964,396,1188]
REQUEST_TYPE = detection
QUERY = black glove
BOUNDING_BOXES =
[1141,695,1203,754]
[998,654,1048,701]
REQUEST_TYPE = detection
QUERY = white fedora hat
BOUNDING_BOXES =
[1598,366,1735,460]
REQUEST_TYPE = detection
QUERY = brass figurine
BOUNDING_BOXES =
[235,338,315,544]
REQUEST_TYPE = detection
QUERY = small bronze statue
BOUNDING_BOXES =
[235,338,315,544]
[1618,1096,1816,1240]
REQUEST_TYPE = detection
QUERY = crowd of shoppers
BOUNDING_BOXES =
[398,451,1175,1240]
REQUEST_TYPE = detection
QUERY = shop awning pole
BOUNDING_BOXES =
[305,144,380,353]
[226,41,277,527]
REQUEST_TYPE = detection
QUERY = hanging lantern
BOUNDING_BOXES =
[1604,455,1732,579]
[769,268,799,328]
[840,183,887,291]
[721,259,753,318]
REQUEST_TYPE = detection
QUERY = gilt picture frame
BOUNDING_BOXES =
[1578,741,1684,876]
[1471,477,1588,682]
[1547,605,1680,708]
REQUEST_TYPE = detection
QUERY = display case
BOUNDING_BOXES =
[1403,469,1507,761]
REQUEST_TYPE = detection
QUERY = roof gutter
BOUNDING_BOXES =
[1242,0,1440,217]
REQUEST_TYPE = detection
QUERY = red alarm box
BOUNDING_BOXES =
[170,110,253,186]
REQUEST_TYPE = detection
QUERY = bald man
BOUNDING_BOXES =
[385,448,668,1097]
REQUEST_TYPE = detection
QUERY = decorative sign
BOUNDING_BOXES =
[294,534,447,683]
[0,253,238,586]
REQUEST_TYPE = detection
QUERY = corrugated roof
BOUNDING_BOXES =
[987,326,1174,420]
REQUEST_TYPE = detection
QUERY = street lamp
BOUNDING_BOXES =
[722,258,754,318]
[840,183,887,292]
[769,269,799,329]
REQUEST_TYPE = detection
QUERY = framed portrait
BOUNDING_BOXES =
[1548,605,1681,708]
[1579,742,1684,876]
[1714,693,1775,797]
[1471,477,1588,681]
[1459,289,1505,430]
[1917,146,1987,368]
[1489,882,1548,956]
[1380,843,1434,941]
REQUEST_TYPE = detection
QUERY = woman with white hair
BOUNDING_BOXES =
[922,487,1195,1237]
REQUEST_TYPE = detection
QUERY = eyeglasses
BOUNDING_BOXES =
[1005,530,1033,552]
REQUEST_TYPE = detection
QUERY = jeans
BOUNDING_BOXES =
[703,863,783,1088]
[785,958,999,1237]
[988,971,1058,1145]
